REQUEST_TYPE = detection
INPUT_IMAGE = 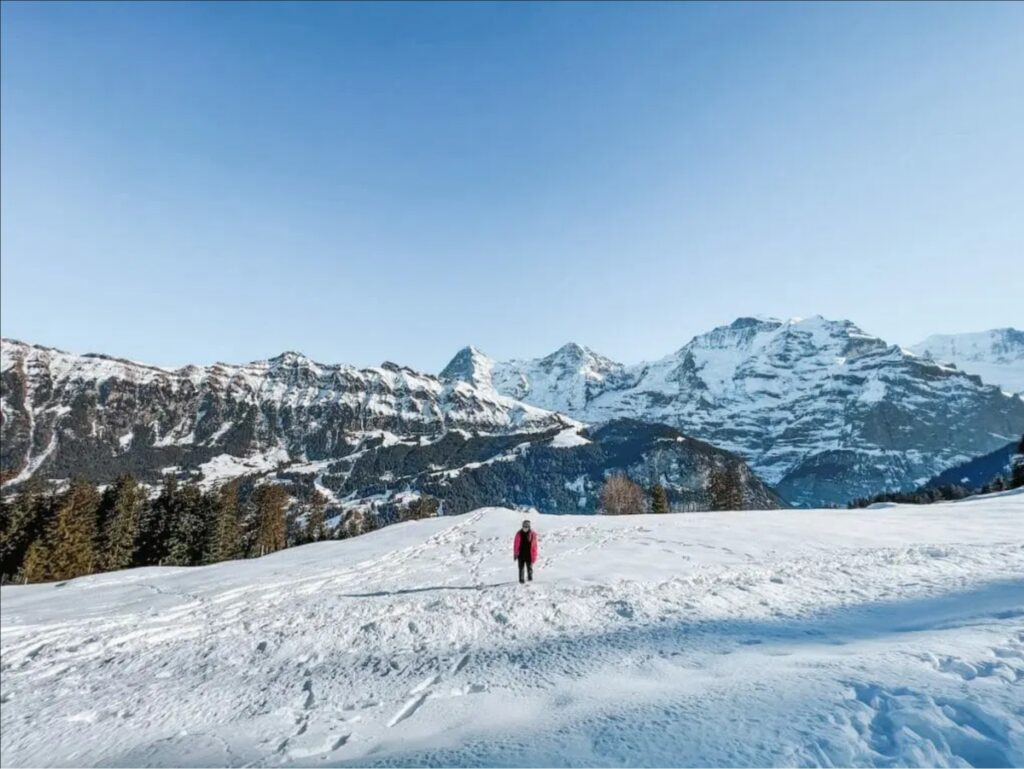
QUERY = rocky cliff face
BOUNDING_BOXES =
[447,317,1024,506]
[0,339,782,513]
[0,339,563,487]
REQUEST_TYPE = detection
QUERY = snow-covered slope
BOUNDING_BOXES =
[452,317,1024,506]
[2,493,1022,767]
[909,328,1024,396]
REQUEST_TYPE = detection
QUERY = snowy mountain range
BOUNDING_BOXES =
[3,317,1021,509]
[443,317,1024,506]
[0,339,781,513]
[909,328,1024,396]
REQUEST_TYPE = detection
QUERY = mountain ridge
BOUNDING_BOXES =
[0,337,781,514]
[5,317,1022,510]
[442,317,1024,506]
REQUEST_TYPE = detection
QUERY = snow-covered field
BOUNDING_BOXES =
[2,493,1023,767]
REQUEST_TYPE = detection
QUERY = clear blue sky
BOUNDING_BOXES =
[2,2,1022,372]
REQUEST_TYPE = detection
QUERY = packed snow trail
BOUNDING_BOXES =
[2,493,1023,767]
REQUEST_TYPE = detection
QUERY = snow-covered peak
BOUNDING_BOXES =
[264,350,317,368]
[648,316,888,399]
[465,342,630,416]
[909,329,1024,394]
[670,316,873,360]
[912,328,1024,359]
[439,346,496,390]
[721,315,875,351]
[467,316,1024,506]
[532,342,624,378]
[543,342,595,362]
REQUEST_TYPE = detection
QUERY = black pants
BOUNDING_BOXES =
[518,558,533,583]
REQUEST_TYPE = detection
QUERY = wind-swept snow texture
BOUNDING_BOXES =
[2,493,1023,768]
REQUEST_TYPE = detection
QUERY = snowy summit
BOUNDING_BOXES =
[909,328,1024,396]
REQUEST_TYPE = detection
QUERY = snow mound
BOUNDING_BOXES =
[2,495,1023,767]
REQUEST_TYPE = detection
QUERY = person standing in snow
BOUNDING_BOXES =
[513,519,538,584]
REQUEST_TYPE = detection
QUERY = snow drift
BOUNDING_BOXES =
[2,492,1023,767]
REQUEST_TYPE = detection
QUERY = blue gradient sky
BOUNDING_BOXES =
[2,1,1022,371]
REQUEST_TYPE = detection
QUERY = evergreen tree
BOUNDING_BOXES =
[21,538,51,583]
[398,494,440,522]
[166,482,210,566]
[286,507,306,548]
[101,474,145,572]
[212,480,244,562]
[1011,434,1024,490]
[649,482,669,514]
[360,508,380,535]
[0,478,48,581]
[251,484,289,557]
[342,507,379,537]
[198,489,221,563]
[304,490,329,542]
[94,485,116,558]
[136,474,178,566]
[708,464,744,511]
[49,480,100,581]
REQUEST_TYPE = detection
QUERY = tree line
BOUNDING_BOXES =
[0,475,298,584]
[0,473,445,585]
[848,434,1024,508]
[598,465,745,515]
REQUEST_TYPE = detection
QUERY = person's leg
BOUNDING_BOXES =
[527,561,533,581]
[518,559,525,584]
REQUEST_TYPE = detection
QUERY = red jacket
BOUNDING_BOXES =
[513,529,538,562]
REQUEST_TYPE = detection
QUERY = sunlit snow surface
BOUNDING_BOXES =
[909,329,1024,396]
[2,492,1023,767]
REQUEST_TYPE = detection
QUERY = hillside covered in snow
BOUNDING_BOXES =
[451,316,1024,506]
[2,492,1022,767]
